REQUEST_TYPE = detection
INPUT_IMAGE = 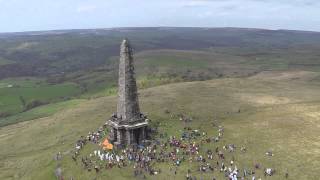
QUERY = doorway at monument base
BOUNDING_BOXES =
[108,119,149,147]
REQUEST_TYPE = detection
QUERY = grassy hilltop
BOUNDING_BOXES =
[0,27,320,179]
[1,71,320,179]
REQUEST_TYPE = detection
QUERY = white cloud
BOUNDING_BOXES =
[76,5,97,13]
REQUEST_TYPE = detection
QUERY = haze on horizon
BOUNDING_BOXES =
[0,0,320,33]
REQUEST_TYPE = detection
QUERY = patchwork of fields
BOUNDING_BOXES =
[0,78,81,125]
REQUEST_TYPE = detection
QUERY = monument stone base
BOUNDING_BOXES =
[108,117,148,146]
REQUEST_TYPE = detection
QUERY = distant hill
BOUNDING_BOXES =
[1,27,320,78]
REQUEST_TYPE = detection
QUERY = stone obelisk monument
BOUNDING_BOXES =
[108,39,149,146]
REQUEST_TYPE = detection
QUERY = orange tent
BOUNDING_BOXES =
[101,138,113,150]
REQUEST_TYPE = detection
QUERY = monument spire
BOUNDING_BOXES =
[108,39,149,146]
[117,39,140,123]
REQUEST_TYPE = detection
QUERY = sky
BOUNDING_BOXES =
[0,0,320,33]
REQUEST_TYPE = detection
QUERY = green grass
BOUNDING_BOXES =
[1,71,319,179]
[0,99,84,127]
[137,75,183,89]
[142,55,209,68]
[0,78,82,118]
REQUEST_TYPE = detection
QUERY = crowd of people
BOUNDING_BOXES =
[69,117,287,180]
[72,124,107,161]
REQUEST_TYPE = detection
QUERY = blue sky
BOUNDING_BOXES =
[0,0,320,33]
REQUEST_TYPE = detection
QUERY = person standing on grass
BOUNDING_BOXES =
[285,172,289,178]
